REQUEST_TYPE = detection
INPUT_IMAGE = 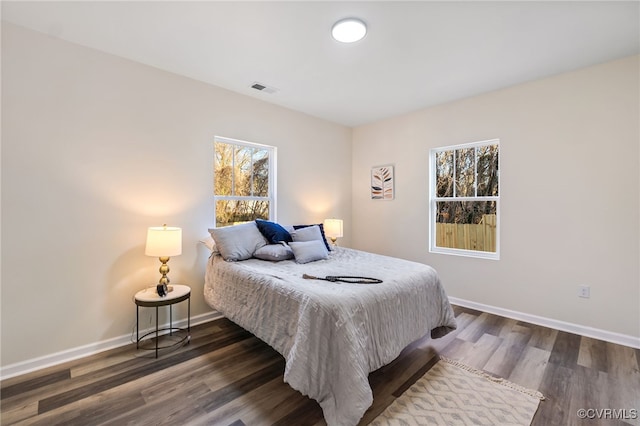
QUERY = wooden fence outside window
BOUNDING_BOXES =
[435,214,497,253]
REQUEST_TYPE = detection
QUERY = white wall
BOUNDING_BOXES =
[352,55,639,340]
[1,23,352,368]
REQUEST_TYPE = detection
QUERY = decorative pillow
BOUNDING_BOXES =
[288,240,329,264]
[208,222,268,261]
[291,224,324,243]
[293,223,332,251]
[255,219,293,244]
[199,235,217,252]
[253,243,294,261]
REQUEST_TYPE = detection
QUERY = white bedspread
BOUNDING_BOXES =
[204,247,456,426]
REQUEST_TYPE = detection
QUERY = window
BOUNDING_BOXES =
[214,136,276,227]
[429,140,499,259]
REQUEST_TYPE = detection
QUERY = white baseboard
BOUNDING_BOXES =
[449,297,640,349]
[0,311,222,381]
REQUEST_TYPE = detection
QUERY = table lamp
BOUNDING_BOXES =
[145,224,182,296]
[323,218,343,246]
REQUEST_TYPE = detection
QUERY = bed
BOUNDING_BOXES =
[203,222,457,426]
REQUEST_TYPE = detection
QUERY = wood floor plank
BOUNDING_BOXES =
[205,376,312,426]
[438,337,475,360]
[271,397,324,426]
[483,323,531,378]
[548,330,581,368]
[606,371,640,426]
[456,312,492,342]
[103,382,211,426]
[460,333,503,369]
[248,380,320,426]
[496,317,519,338]
[197,358,286,414]
[1,370,70,400]
[507,345,551,391]
[201,349,284,395]
[480,313,511,337]
[28,387,147,426]
[578,336,608,372]
[566,365,610,426]
[526,322,559,351]
[0,400,38,425]
[606,341,640,380]
[532,362,574,426]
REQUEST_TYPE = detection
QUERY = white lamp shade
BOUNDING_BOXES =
[323,219,343,238]
[145,226,182,257]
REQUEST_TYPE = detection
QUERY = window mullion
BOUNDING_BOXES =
[215,195,269,201]
[452,150,457,197]
[474,147,478,197]
[250,148,255,196]
[434,196,496,202]
[231,146,236,196]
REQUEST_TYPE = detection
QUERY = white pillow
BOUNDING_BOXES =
[199,235,216,252]
[288,240,328,264]
[291,225,323,243]
[254,243,294,261]
[208,222,268,261]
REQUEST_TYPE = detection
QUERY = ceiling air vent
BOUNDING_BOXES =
[250,82,278,94]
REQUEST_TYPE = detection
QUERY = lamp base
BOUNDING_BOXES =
[155,284,174,297]
[156,256,175,294]
[156,283,168,297]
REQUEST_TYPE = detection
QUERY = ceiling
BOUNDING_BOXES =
[2,1,639,127]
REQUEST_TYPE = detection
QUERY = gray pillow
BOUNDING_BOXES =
[291,225,323,243]
[208,222,268,261]
[288,240,329,264]
[254,243,294,261]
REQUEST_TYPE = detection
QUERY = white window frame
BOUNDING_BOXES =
[429,139,500,260]
[213,136,277,227]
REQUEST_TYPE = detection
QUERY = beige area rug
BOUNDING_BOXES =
[371,357,545,426]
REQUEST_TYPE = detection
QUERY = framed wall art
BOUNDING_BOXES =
[371,165,394,200]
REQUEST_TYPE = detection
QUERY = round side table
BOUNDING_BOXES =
[134,284,191,358]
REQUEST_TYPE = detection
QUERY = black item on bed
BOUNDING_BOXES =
[302,273,383,284]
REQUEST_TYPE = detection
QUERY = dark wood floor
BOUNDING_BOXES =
[2,305,639,426]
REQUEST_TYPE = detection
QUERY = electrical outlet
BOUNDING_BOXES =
[578,285,590,298]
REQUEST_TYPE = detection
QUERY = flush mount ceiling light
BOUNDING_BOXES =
[331,18,367,43]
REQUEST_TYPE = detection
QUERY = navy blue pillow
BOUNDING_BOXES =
[255,219,293,244]
[293,223,331,251]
